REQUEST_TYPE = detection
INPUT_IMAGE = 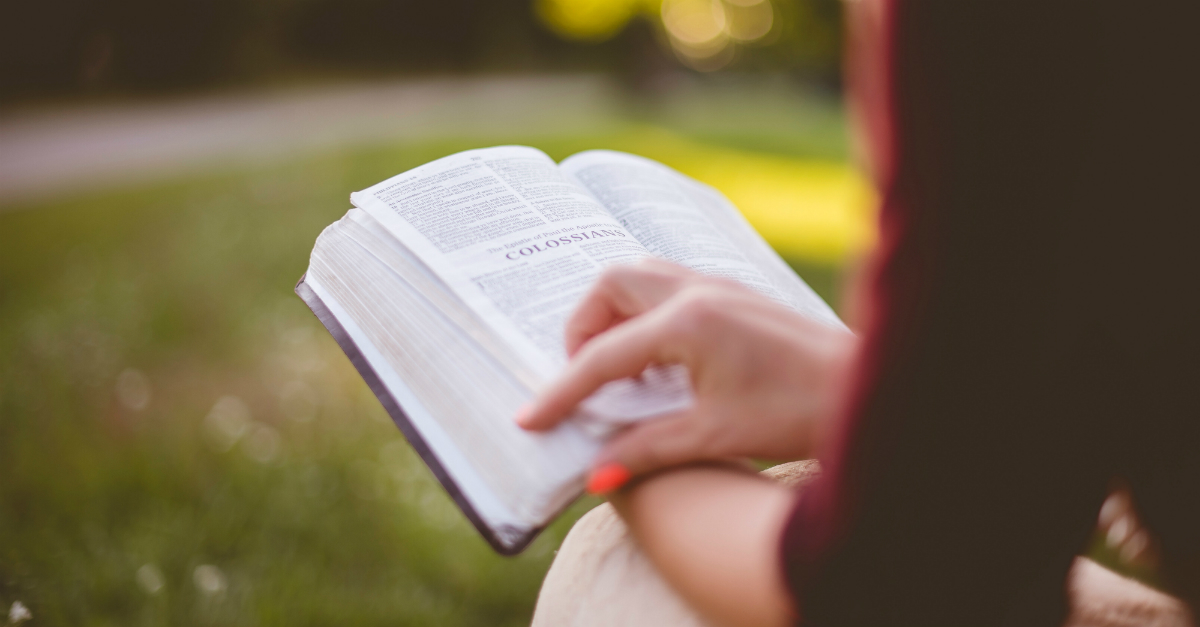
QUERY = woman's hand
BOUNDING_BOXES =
[517,259,856,490]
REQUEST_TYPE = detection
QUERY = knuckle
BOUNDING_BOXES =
[641,257,691,275]
[694,272,747,295]
[641,451,666,472]
[694,424,729,458]
[637,258,692,283]
[573,336,627,381]
[594,266,628,292]
[563,313,591,336]
[572,339,609,371]
[639,439,672,470]
[637,257,675,271]
[671,287,728,334]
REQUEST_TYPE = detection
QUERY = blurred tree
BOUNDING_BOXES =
[0,0,247,100]
[104,0,248,87]
[0,0,841,104]
[284,0,545,72]
[0,0,105,97]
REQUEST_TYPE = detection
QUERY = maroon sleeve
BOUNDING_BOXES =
[779,2,1200,625]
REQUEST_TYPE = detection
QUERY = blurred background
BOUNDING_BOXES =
[0,0,877,624]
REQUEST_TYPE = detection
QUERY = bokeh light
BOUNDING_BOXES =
[662,0,727,47]
[193,565,228,597]
[535,0,646,41]
[725,0,775,43]
[536,0,785,72]
[661,0,730,69]
[136,564,165,595]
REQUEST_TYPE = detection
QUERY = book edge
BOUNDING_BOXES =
[294,273,542,556]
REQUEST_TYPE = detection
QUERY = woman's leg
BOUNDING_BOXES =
[533,460,1193,627]
[1066,558,1193,627]
[531,499,710,627]
[531,461,819,627]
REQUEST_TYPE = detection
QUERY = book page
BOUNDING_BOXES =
[560,150,844,328]
[307,218,603,531]
[350,146,691,421]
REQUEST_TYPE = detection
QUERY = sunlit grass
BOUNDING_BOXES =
[0,125,865,625]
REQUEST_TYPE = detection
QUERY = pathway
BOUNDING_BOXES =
[0,74,628,206]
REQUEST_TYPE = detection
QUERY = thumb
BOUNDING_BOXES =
[586,412,711,494]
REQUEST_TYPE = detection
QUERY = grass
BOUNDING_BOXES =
[0,119,869,625]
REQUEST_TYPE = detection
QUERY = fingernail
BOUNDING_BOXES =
[586,463,632,495]
[514,403,533,427]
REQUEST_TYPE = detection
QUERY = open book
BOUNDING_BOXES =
[297,146,843,554]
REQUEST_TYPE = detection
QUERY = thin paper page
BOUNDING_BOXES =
[351,147,642,374]
[341,209,544,391]
[560,150,844,328]
[350,146,692,421]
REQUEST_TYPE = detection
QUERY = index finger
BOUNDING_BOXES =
[564,261,694,356]
[519,305,686,430]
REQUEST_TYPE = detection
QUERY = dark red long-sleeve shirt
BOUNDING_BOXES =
[781,3,1200,625]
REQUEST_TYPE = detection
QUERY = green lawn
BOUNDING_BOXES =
[0,124,866,626]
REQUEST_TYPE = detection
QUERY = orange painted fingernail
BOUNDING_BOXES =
[586,463,632,494]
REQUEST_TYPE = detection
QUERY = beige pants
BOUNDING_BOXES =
[532,461,1194,627]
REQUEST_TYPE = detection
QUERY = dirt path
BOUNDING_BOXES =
[0,74,627,207]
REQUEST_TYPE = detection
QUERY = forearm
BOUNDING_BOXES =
[608,464,799,627]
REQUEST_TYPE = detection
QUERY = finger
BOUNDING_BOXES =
[592,412,711,480]
[564,261,694,356]
[520,308,685,430]
[1098,490,1131,527]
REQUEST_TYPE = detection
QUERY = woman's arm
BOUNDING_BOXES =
[518,260,854,625]
[609,464,798,627]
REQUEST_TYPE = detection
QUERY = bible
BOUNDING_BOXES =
[296,146,844,554]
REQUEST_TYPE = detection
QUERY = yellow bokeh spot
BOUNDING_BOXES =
[535,0,644,42]
[601,129,877,264]
[661,0,727,46]
[697,156,876,263]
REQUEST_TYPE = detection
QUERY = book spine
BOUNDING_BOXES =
[294,274,536,555]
